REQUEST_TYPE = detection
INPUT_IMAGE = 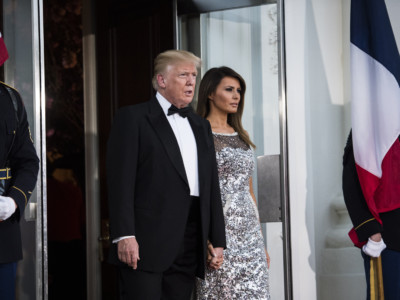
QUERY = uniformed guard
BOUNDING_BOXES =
[0,33,39,300]
[343,131,400,300]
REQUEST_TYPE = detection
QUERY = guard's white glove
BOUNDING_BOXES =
[362,237,386,257]
[0,196,16,221]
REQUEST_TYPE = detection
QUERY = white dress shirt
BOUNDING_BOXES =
[113,93,200,243]
[156,92,199,196]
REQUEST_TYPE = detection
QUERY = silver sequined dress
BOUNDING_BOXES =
[196,132,270,299]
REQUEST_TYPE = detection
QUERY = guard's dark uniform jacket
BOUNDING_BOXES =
[342,132,400,251]
[0,81,39,263]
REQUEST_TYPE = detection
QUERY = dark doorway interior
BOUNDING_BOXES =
[95,0,175,298]
[44,0,86,299]
[44,0,175,297]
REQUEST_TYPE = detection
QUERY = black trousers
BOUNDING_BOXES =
[0,262,17,300]
[118,197,201,300]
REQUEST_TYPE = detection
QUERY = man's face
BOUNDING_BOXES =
[157,62,197,108]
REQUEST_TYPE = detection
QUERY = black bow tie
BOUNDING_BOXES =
[167,105,192,118]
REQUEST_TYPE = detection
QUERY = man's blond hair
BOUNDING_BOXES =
[152,50,201,90]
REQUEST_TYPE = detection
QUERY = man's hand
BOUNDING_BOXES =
[0,196,16,221]
[118,237,140,269]
[207,242,224,270]
[362,233,386,257]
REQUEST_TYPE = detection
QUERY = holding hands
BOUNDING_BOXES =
[207,242,224,270]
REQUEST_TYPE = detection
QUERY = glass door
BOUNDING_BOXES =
[2,0,46,298]
[178,1,290,299]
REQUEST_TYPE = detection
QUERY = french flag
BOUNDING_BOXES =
[350,0,400,243]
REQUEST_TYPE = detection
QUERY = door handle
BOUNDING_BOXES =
[98,219,110,262]
[257,154,282,223]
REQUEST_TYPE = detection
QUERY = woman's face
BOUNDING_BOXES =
[209,76,241,115]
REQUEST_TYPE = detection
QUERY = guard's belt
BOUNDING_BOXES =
[0,168,12,180]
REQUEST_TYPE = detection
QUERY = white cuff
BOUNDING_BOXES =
[112,235,135,244]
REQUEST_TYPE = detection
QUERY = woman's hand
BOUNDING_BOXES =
[207,241,223,270]
[265,248,270,268]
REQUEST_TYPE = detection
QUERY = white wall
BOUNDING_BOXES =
[285,0,353,299]
[387,1,400,51]
[286,0,400,299]
[285,0,317,298]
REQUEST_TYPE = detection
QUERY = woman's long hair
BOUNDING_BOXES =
[197,66,255,148]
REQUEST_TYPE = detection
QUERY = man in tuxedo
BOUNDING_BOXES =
[107,49,226,299]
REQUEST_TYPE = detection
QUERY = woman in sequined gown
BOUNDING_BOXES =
[195,66,271,299]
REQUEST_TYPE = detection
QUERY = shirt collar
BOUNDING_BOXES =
[156,92,172,116]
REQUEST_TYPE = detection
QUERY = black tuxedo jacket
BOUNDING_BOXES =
[0,82,39,263]
[106,96,226,278]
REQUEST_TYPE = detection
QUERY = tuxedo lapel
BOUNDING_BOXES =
[147,98,189,186]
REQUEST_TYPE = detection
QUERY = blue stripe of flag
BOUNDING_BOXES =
[351,0,400,87]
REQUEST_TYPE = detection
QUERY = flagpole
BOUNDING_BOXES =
[370,256,384,300]
[376,256,384,299]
